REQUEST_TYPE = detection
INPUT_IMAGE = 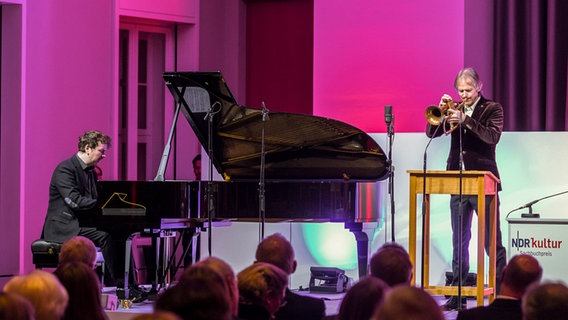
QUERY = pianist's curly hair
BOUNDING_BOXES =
[78,130,111,152]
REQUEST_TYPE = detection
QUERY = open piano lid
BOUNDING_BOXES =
[163,71,388,181]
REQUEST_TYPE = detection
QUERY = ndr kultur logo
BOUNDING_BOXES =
[511,236,563,249]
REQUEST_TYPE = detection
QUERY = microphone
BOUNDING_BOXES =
[507,190,568,219]
[513,199,539,212]
[261,101,269,121]
[384,105,393,125]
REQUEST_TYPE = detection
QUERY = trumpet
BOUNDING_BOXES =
[425,100,465,135]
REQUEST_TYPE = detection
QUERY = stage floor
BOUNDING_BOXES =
[103,286,475,320]
[103,287,344,320]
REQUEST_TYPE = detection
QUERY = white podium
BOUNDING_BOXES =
[507,218,568,283]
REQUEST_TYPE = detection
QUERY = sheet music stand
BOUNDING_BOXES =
[407,170,498,306]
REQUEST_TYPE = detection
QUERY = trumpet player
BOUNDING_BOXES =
[426,67,507,311]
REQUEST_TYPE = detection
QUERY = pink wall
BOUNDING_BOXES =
[198,0,247,102]
[1,3,23,284]
[7,0,476,273]
[21,0,117,271]
[245,1,314,115]
[119,0,197,23]
[11,0,202,273]
[314,0,465,133]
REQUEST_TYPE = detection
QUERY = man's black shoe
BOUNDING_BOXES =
[129,286,148,303]
[116,286,148,303]
[442,296,466,311]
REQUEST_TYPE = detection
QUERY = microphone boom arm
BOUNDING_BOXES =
[508,190,568,218]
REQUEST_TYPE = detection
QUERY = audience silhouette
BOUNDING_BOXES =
[237,262,288,320]
[369,242,413,287]
[373,286,445,320]
[255,233,325,320]
[0,291,35,320]
[58,235,98,268]
[131,311,182,320]
[54,261,108,320]
[195,256,240,319]
[522,281,568,320]
[337,276,389,320]
[12,229,560,320]
[3,270,68,320]
[457,254,542,320]
[155,264,233,320]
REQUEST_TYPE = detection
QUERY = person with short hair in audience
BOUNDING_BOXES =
[54,262,108,320]
[336,276,389,320]
[369,242,413,287]
[58,235,98,268]
[131,310,182,320]
[522,281,568,320]
[155,264,232,320]
[372,286,445,320]
[0,291,36,320]
[457,254,542,320]
[196,256,240,319]
[3,270,68,320]
[237,262,288,320]
[255,233,325,320]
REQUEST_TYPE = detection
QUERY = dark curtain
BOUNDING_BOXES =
[493,0,568,131]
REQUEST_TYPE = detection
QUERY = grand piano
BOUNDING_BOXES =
[93,71,389,287]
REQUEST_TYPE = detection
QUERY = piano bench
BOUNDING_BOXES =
[30,239,105,271]
[31,239,62,269]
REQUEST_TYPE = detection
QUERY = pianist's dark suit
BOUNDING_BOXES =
[456,298,522,320]
[41,154,118,283]
[274,288,326,320]
[42,154,99,242]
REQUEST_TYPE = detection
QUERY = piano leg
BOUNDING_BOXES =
[148,230,178,292]
[345,222,379,279]
[179,227,201,269]
[152,227,201,290]
[123,234,134,299]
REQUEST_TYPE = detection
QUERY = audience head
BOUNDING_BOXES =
[156,264,232,320]
[373,286,444,320]
[54,262,106,320]
[195,256,239,317]
[369,242,413,286]
[255,233,296,275]
[131,311,182,320]
[3,270,68,320]
[500,254,542,298]
[0,291,35,320]
[522,281,568,320]
[337,276,389,320]
[58,236,98,268]
[237,262,288,317]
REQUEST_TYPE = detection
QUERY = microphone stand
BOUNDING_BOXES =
[456,111,465,310]
[386,114,395,242]
[204,101,221,256]
[421,122,442,288]
[258,102,269,241]
[507,190,568,218]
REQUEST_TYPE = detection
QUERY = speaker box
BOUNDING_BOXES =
[309,267,348,293]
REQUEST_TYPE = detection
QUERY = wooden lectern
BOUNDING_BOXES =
[407,170,499,306]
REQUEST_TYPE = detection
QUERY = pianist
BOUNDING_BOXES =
[40,130,145,301]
